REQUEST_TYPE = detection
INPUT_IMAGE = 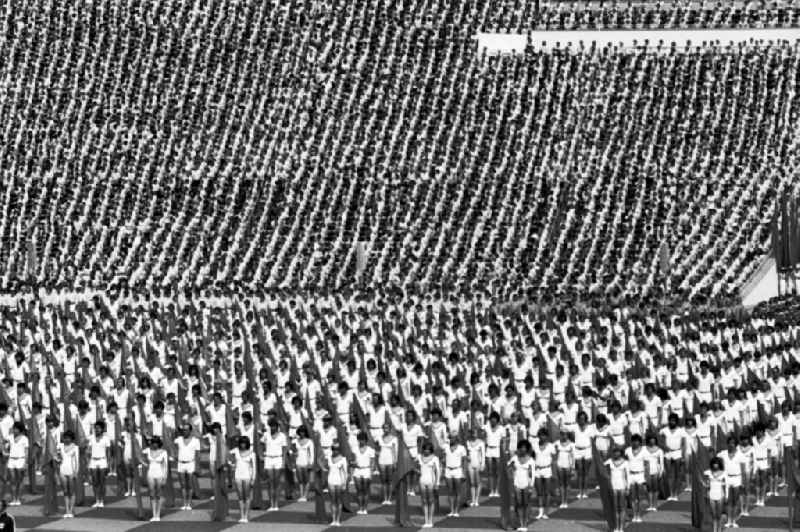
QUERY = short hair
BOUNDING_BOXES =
[516,439,532,453]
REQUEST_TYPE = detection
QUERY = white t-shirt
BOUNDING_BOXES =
[535,442,555,468]
[89,435,111,460]
[574,424,596,449]
[176,436,201,462]
[402,423,424,451]
[262,431,287,457]
[660,427,685,455]
[625,447,646,473]
[485,424,504,455]
[718,449,743,477]
[444,444,467,469]
[9,435,28,459]
[354,445,376,469]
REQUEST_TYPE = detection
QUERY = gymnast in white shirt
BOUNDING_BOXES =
[87,422,112,508]
[7,422,28,507]
[326,444,349,527]
[418,442,440,529]
[443,436,467,517]
[229,436,256,523]
[352,432,376,515]
[605,447,629,532]
[143,436,169,522]
[294,425,315,503]
[57,429,80,518]
[704,457,727,532]
[466,427,486,507]
[507,439,535,532]
[377,424,398,505]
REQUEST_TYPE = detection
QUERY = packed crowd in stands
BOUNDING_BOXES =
[0,0,798,530]
[486,1,800,32]
[0,0,798,302]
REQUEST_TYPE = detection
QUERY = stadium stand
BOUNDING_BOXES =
[0,0,797,303]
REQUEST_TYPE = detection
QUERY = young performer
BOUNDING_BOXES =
[738,433,754,516]
[352,432,375,515]
[705,457,727,532]
[402,410,424,495]
[443,434,467,517]
[555,430,575,508]
[508,439,534,532]
[466,427,485,506]
[231,435,256,523]
[56,430,79,518]
[88,422,111,507]
[626,434,646,523]
[119,417,137,497]
[605,446,629,532]
[766,417,782,496]
[573,411,594,499]
[261,419,287,511]
[7,422,28,506]
[644,434,664,512]
[718,436,744,529]
[377,424,397,504]
[534,428,555,519]
[294,426,314,502]
[660,413,685,501]
[326,444,348,527]
[175,424,201,510]
[418,441,440,529]
[753,424,775,506]
[143,436,168,522]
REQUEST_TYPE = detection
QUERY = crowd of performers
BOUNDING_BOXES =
[0,293,796,529]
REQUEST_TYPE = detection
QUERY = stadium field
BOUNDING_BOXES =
[3,477,792,532]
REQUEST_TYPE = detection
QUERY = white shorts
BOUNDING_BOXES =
[755,460,770,472]
[89,458,108,470]
[536,467,552,479]
[60,464,77,477]
[264,456,284,470]
[353,467,372,479]
[486,447,500,459]
[7,458,25,470]
[628,472,645,486]
[665,450,682,461]
[444,467,464,480]
[177,461,196,475]
[574,447,591,461]
[727,475,742,488]
[148,474,167,484]
[513,481,532,491]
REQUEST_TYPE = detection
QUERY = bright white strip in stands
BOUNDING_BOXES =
[476,29,800,53]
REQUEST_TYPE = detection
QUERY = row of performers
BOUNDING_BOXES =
[0,404,792,528]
